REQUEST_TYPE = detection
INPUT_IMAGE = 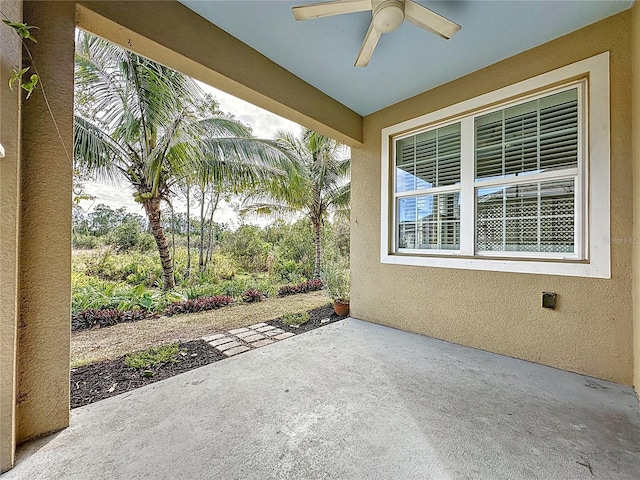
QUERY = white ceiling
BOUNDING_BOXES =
[179,0,633,116]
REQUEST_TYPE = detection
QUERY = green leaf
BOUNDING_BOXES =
[2,20,38,42]
[8,67,29,90]
[21,74,39,99]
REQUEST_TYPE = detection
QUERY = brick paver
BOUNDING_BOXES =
[228,327,249,335]
[209,337,234,347]
[235,330,258,339]
[264,329,285,336]
[243,334,265,342]
[223,345,250,356]
[201,322,304,359]
[248,323,268,329]
[255,325,275,333]
[202,333,226,342]
[216,341,241,351]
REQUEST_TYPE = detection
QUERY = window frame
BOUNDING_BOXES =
[380,52,610,278]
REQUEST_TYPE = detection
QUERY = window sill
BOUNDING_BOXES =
[380,252,609,278]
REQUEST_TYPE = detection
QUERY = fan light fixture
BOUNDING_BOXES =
[292,0,461,67]
[372,0,405,33]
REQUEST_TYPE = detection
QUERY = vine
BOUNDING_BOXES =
[1,14,73,169]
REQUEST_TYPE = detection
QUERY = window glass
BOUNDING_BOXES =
[476,179,574,253]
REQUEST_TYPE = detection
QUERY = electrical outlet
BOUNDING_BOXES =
[542,292,556,310]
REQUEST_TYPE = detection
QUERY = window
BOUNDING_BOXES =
[381,53,610,278]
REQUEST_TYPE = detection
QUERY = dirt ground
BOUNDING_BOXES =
[71,291,331,367]
[71,304,344,408]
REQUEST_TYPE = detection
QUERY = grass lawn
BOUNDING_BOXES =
[71,291,330,367]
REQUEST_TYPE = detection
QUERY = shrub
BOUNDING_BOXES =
[163,295,234,316]
[71,308,152,331]
[125,344,181,369]
[282,312,310,325]
[277,279,324,297]
[322,260,350,302]
[242,289,265,303]
[72,232,100,250]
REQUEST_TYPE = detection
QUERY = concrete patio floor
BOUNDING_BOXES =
[4,318,640,479]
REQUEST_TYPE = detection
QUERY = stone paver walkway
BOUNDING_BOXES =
[202,322,295,357]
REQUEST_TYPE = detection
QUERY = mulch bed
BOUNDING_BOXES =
[71,304,346,409]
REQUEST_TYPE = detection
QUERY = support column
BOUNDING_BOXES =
[0,0,22,473]
[632,0,640,397]
[16,1,75,443]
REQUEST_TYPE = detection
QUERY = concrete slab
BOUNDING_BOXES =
[251,339,275,348]
[5,319,640,479]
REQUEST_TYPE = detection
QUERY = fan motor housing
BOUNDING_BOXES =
[373,0,405,33]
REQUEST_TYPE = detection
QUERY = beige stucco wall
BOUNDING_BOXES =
[352,10,635,385]
[16,1,75,443]
[0,1,22,471]
[632,1,640,394]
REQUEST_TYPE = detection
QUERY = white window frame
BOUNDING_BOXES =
[380,52,610,278]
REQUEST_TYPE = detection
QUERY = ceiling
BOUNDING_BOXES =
[179,0,633,116]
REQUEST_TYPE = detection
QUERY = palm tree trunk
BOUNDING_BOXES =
[312,217,322,279]
[199,185,206,273]
[168,200,176,270]
[185,183,191,279]
[144,198,175,290]
[205,191,220,269]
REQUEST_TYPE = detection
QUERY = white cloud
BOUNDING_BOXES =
[197,81,302,139]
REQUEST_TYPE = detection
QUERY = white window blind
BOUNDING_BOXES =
[474,88,578,254]
[395,123,461,250]
[392,85,581,258]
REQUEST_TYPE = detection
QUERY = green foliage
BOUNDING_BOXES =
[71,272,183,314]
[125,344,181,369]
[219,224,272,273]
[72,307,152,331]
[2,19,38,42]
[72,232,100,250]
[277,279,324,296]
[282,312,310,326]
[322,259,350,302]
[163,295,233,316]
[107,219,154,252]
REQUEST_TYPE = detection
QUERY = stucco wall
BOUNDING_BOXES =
[0,1,22,471]
[632,1,640,393]
[352,10,634,385]
[16,1,75,443]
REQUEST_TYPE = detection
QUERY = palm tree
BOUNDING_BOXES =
[73,32,294,290]
[242,129,350,278]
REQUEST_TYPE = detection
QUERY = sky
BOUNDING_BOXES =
[77,81,303,227]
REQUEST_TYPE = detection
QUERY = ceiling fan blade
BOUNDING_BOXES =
[404,0,461,40]
[292,0,372,21]
[354,20,381,67]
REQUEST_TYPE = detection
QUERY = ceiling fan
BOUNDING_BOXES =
[292,0,461,67]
